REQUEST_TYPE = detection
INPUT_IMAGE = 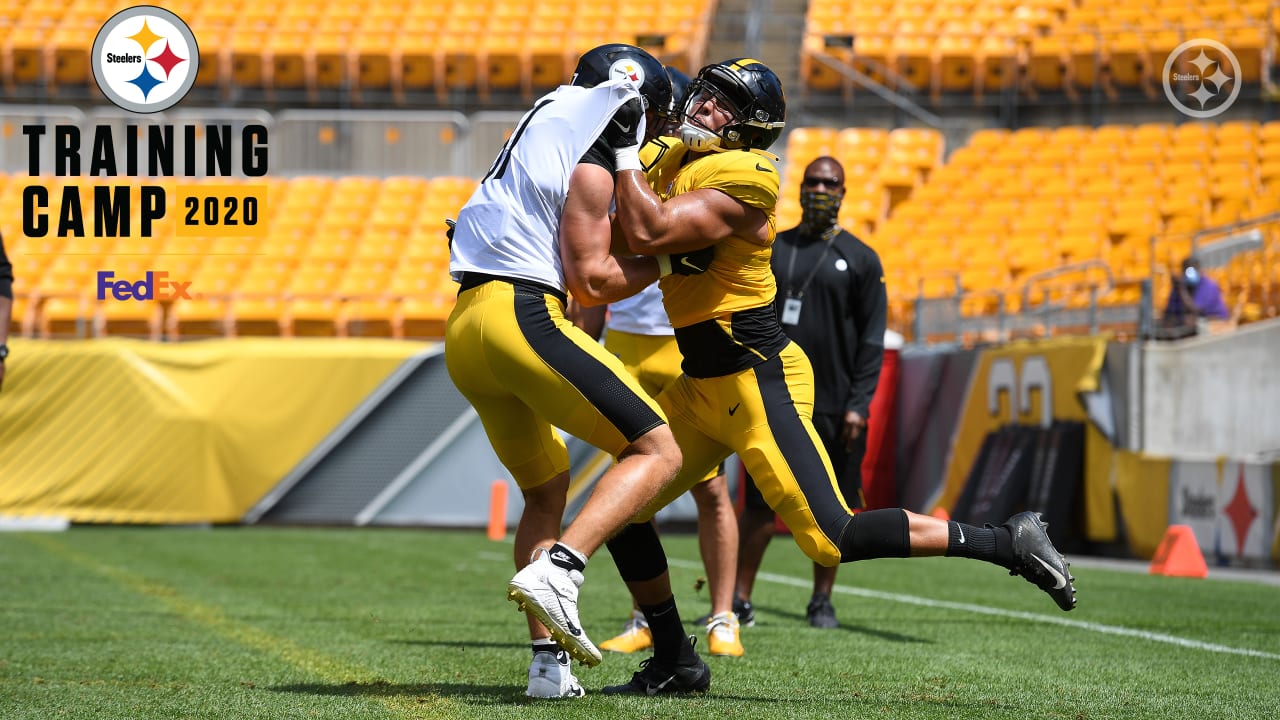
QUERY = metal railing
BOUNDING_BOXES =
[908,260,1155,344]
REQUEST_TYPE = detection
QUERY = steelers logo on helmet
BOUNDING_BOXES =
[572,44,672,120]
[610,59,647,108]
[92,6,199,114]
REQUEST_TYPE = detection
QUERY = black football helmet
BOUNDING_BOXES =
[680,58,786,152]
[660,66,691,135]
[571,43,673,122]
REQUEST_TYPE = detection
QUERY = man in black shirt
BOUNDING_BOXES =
[0,231,12,392]
[734,156,888,628]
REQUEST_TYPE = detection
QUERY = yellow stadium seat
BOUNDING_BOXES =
[4,26,49,88]
[835,127,889,158]
[480,33,524,99]
[801,38,846,93]
[437,32,481,98]
[527,36,572,95]
[1228,26,1267,82]
[1259,159,1280,191]
[1142,29,1182,81]
[95,294,163,340]
[288,297,344,337]
[339,266,397,338]
[1027,35,1067,92]
[892,32,933,90]
[1104,31,1146,89]
[978,36,1018,95]
[788,127,840,158]
[852,33,894,87]
[934,34,978,96]
[1067,33,1101,90]
[265,31,308,91]
[307,32,347,94]
[967,128,1010,152]
[393,33,436,99]
[222,29,268,89]
[38,295,95,339]
[353,29,394,98]
[48,20,94,88]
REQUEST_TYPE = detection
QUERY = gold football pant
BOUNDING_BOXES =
[445,277,666,489]
[639,341,855,566]
[605,329,717,483]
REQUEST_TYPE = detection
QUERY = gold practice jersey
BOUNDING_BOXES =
[640,137,781,329]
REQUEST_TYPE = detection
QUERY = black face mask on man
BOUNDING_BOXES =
[799,190,842,235]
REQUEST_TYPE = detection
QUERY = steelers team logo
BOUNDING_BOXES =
[609,59,646,86]
[92,6,198,113]
[1162,38,1241,119]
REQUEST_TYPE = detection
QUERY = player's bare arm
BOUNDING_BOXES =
[559,162,661,306]
[613,173,770,255]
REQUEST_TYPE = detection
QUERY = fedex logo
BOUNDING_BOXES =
[96,271,193,301]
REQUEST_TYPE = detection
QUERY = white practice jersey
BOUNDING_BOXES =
[607,283,674,336]
[449,80,639,292]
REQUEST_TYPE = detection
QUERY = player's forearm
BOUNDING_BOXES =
[565,255,660,306]
[613,170,671,254]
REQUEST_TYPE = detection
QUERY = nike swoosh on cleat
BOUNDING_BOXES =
[1030,552,1068,590]
[554,595,583,636]
[646,675,676,695]
[755,162,773,173]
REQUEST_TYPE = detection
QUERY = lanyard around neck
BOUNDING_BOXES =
[783,226,839,299]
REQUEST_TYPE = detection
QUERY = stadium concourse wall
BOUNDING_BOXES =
[0,338,426,523]
[3,326,1278,567]
[894,320,1280,566]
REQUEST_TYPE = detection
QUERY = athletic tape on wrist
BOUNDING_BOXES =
[615,147,642,172]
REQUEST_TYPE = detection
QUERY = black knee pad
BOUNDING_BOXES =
[838,508,910,562]
[605,522,669,582]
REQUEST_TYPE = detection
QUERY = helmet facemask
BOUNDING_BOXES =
[677,79,745,152]
[676,61,785,153]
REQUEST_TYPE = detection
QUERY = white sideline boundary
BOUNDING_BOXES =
[666,558,1280,662]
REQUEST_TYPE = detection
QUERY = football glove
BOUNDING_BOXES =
[657,246,715,276]
[604,98,646,172]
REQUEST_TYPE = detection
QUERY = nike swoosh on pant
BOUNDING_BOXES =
[1030,552,1068,590]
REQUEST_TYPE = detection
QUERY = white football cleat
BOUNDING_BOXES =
[507,549,602,666]
[526,649,586,699]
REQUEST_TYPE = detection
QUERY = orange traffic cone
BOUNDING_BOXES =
[1148,525,1208,578]
[487,480,508,541]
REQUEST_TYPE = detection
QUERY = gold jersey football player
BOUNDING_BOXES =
[597,58,1078,696]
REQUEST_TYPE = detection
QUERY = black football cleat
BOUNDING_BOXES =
[601,643,711,696]
[1003,511,1077,611]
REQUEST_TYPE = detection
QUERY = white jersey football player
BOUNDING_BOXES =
[444,44,713,697]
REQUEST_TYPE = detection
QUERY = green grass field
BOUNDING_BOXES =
[2,527,1277,719]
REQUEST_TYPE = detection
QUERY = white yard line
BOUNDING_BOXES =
[666,558,1280,662]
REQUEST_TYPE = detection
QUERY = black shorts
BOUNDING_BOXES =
[743,411,865,511]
